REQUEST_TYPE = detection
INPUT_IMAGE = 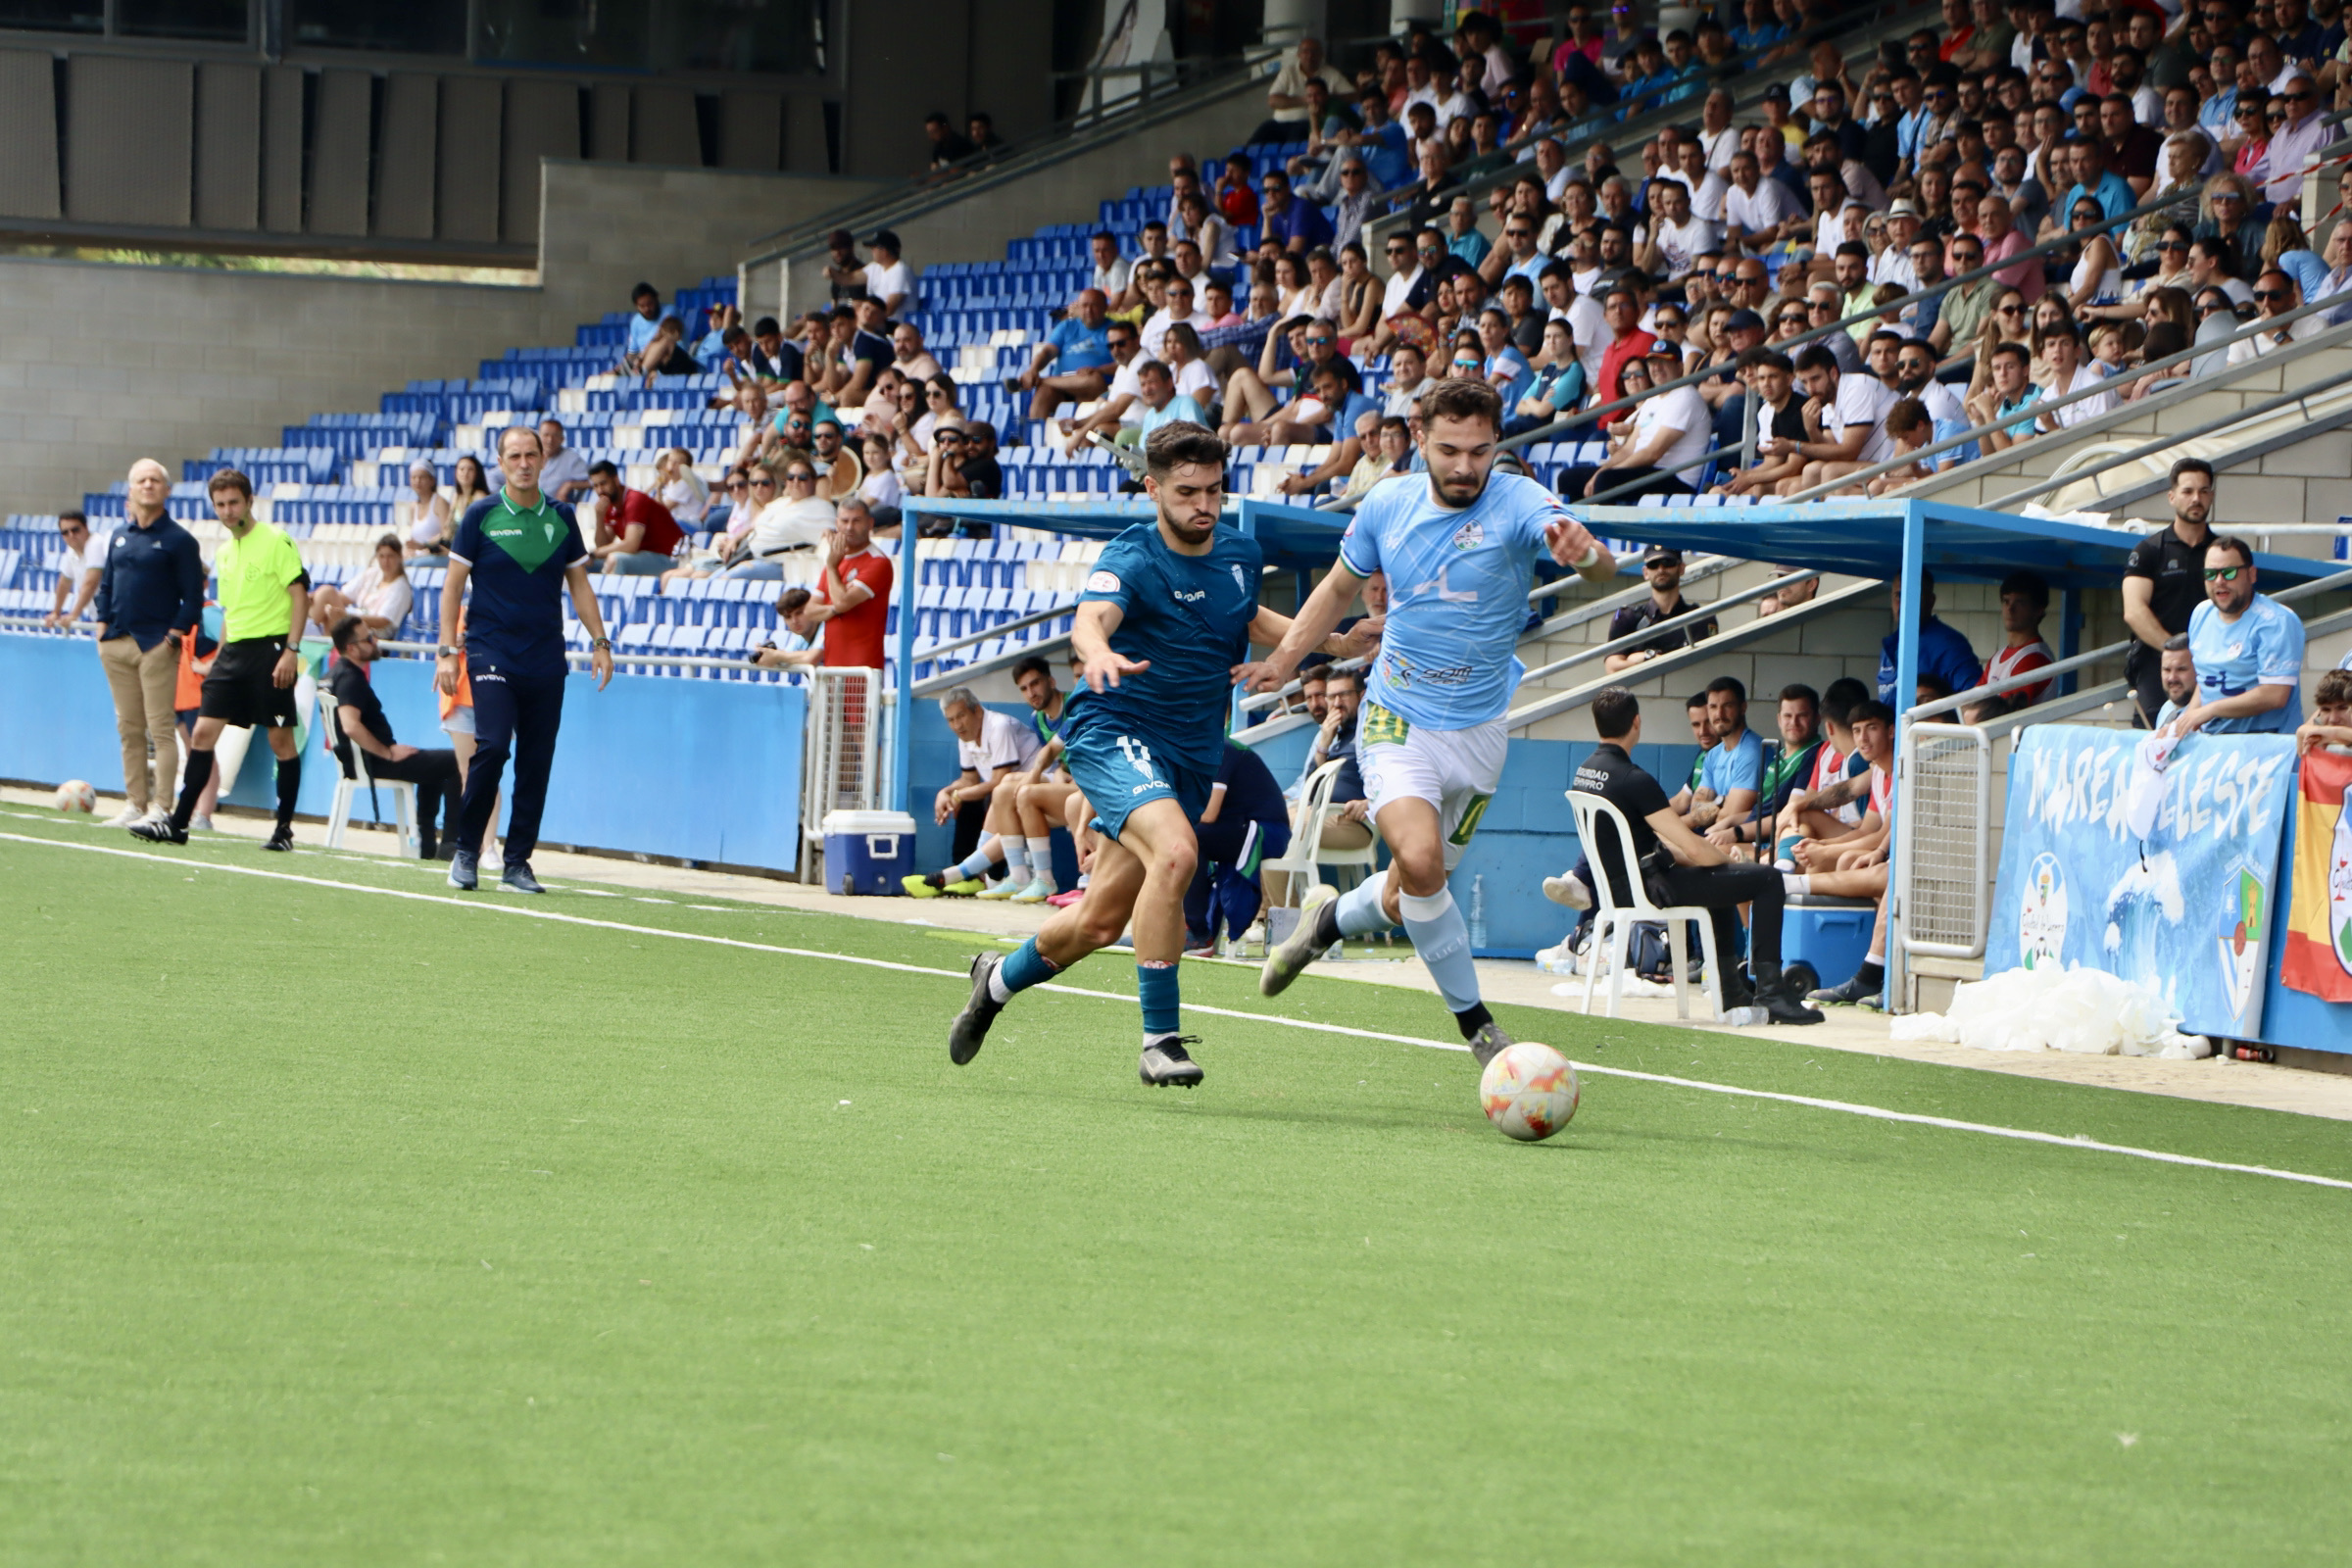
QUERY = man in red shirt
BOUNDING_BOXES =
[1592,284,1657,426]
[808,498,893,669]
[584,461,684,575]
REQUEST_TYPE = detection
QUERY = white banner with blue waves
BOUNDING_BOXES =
[1986,725,2297,1041]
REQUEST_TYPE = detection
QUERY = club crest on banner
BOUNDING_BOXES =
[2019,852,2067,970]
[2214,859,2269,1030]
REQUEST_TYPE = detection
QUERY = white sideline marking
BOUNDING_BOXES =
[6,829,2348,1194]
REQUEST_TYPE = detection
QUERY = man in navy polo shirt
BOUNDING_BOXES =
[437,424,616,894]
[1258,170,1336,252]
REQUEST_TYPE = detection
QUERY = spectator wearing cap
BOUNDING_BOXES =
[863,231,911,317]
[584,462,684,576]
[1700,307,1768,446]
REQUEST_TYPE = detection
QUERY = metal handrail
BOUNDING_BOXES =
[1778,288,2352,504]
[0,617,95,636]
[1517,564,1833,685]
[743,46,1284,270]
[1359,0,1925,251]
[1984,368,2352,511]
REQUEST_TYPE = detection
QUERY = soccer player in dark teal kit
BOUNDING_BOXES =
[945,423,1380,1086]
[437,424,616,893]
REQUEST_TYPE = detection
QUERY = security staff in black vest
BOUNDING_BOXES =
[2121,458,2214,728]
[1571,686,1824,1025]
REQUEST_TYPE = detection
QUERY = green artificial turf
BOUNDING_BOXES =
[4,811,2351,1566]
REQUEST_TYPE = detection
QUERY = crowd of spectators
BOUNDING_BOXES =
[1004,0,2352,508]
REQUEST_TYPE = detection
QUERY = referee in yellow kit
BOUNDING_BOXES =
[135,468,311,851]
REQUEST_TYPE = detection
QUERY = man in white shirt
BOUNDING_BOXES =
[906,687,1046,897]
[2227,270,2328,364]
[1139,274,1214,361]
[43,511,106,627]
[1061,320,1149,447]
[1869,200,1924,291]
[1638,177,1722,284]
[1259,34,1354,137]
[1380,342,1434,418]
[1722,150,1808,258]
[1088,229,1132,302]
[535,416,591,504]
[2035,325,2116,431]
[1540,263,1609,384]
[1779,342,1897,494]
[1667,138,1730,222]
[1563,345,1714,499]
[861,230,911,317]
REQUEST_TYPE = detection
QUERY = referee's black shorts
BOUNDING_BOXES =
[198,636,301,729]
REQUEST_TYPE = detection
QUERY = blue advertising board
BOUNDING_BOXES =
[1986,725,2297,1041]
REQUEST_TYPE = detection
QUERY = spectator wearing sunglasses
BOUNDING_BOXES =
[2171,535,2305,737]
[2225,270,2325,363]
[2256,73,2329,203]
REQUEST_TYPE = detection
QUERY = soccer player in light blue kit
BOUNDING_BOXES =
[1246,378,1621,1064]
[944,423,1380,1086]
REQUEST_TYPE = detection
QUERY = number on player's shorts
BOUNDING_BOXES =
[1448,794,1493,847]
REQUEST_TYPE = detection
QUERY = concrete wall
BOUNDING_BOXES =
[769,69,1275,320]
[0,161,888,513]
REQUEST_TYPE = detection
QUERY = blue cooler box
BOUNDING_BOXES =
[1781,894,1877,991]
[821,810,917,895]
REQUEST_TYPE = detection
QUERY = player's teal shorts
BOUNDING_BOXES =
[1061,717,1216,842]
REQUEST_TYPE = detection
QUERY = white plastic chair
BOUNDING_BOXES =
[318,686,419,856]
[1564,790,1724,1021]
[1260,758,1382,907]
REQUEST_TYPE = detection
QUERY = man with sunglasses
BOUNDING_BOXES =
[2257,73,2328,203]
[42,510,103,628]
[1931,233,1997,353]
[2169,534,2305,737]
[2226,270,2323,363]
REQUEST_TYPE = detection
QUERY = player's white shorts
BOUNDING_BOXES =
[1356,701,1507,870]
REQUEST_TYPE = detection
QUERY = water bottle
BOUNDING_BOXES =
[1469,875,1488,951]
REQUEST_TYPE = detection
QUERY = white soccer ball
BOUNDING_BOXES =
[54,779,95,813]
[1479,1042,1581,1142]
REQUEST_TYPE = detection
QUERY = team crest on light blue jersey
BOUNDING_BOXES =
[1337,471,1558,729]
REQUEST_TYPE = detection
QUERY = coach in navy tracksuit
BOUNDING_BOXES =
[437,425,615,894]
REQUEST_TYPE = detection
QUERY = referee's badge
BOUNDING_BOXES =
[1450,519,1484,551]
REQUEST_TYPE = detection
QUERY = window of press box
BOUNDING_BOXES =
[0,0,102,31]
[475,0,824,74]
[116,0,248,40]
[290,0,467,54]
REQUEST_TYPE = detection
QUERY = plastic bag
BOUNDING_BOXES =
[1889,963,2213,1057]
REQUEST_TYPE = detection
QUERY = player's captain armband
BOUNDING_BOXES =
[1085,569,1121,593]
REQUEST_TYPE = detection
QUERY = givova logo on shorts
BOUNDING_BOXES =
[1116,735,1164,794]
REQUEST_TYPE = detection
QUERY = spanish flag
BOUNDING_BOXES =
[2280,748,2352,1003]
